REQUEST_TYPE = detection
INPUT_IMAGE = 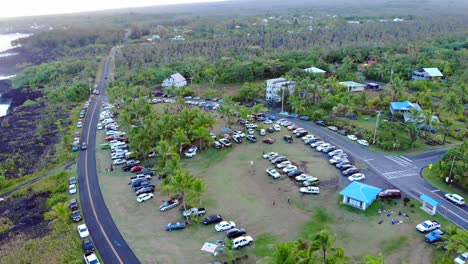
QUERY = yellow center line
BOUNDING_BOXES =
[85,70,124,264]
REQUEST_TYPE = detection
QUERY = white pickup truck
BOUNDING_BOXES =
[416,220,441,233]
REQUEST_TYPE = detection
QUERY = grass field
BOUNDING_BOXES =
[96,115,453,264]
[422,168,468,197]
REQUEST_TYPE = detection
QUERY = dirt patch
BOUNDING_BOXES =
[0,192,52,247]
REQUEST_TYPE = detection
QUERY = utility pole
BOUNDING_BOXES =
[281,86,285,113]
[372,111,381,145]
[390,68,394,84]
[448,155,457,183]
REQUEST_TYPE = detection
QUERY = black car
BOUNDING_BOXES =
[345,113,357,120]
[339,164,354,171]
[70,198,79,211]
[133,182,155,191]
[71,210,82,222]
[283,135,293,143]
[267,127,275,133]
[343,167,359,176]
[246,135,257,143]
[272,157,288,164]
[226,228,247,239]
[238,119,247,124]
[202,214,223,225]
[296,131,308,138]
[315,120,326,127]
[83,238,95,254]
[338,130,348,136]
[122,165,132,171]
[135,186,155,195]
[304,138,320,144]
[288,169,304,177]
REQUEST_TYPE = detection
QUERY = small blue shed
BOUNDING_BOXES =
[420,194,439,215]
[340,182,382,210]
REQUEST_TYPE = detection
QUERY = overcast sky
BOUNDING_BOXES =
[0,0,225,18]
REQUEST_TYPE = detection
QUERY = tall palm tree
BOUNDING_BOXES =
[273,242,301,264]
[191,126,212,151]
[440,118,454,144]
[163,155,181,177]
[190,178,206,207]
[442,93,462,119]
[389,76,405,101]
[310,229,337,264]
[172,128,190,155]
[155,140,177,170]
[164,169,196,213]
[439,226,468,258]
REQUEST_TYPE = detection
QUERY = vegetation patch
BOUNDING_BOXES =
[380,235,409,255]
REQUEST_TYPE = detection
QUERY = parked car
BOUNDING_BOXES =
[166,222,186,231]
[323,145,336,153]
[295,174,313,181]
[219,138,232,147]
[135,186,155,196]
[287,169,304,177]
[267,127,275,133]
[131,166,144,173]
[81,142,87,150]
[71,210,82,222]
[226,228,246,239]
[273,124,281,131]
[338,129,348,135]
[203,214,223,225]
[276,161,292,168]
[315,120,326,126]
[232,236,254,249]
[77,224,90,238]
[232,135,243,144]
[336,161,352,169]
[328,149,344,157]
[283,165,298,173]
[69,177,77,185]
[357,139,369,147]
[296,131,308,138]
[304,138,321,145]
[183,207,207,217]
[283,135,293,143]
[272,157,288,164]
[416,220,441,233]
[126,160,141,167]
[234,131,245,138]
[83,238,95,254]
[113,159,126,165]
[69,184,77,194]
[213,141,223,149]
[425,229,445,243]
[84,253,100,264]
[263,152,278,159]
[339,164,354,171]
[454,252,468,264]
[444,193,465,205]
[327,126,338,132]
[342,167,359,176]
[184,146,198,158]
[302,177,320,186]
[348,173,365,181]
[245,135,257,143]
[159,199,179,211]
[137,193,154,203]
[316,143,331,152]
[300,186,320,194]
[266,168,281,179]
[378,189,402,199]
[70,198,79,211]
[215,221,236,231]
[259,129,266,136]
[299,116,310,121]
[262,138,274,144]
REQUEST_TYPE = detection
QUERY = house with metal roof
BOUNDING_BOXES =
[411,68,444,80]
[339,182,382,210]
[304,67,326,74]
[162,72,187,88]
[339,81,366,92]
[390,100,423,122]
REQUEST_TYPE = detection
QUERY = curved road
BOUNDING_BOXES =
[78,50,140,264]
[270,114,468,230]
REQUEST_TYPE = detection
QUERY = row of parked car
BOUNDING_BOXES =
[263,152,320,194]
[314,120,369,147]
[71,196,97,264]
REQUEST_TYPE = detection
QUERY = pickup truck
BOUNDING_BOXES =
[84,253,100,264]
[425,229,445,243]
[183,207,206,217]
[416,220,441,233]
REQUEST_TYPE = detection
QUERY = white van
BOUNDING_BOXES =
[111,142,127,150]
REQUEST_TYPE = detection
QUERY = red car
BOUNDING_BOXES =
[116,137,129,143]
[131,166,144,173]
[106,136,115,141]
[262,138,274,144]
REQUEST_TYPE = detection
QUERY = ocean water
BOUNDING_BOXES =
[0,33,30,53]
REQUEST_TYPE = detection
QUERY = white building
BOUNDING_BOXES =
[162,73,187,88]
[266,78,296,102]
[339,81,366,92]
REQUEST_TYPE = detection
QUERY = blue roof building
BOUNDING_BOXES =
[390,100,423,123]
[339,182,382,210]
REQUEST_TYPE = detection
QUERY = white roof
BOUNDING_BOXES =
[170,72,186,82]
[304,67,326,74]
[422,68,443,77]
[339,81,365,87]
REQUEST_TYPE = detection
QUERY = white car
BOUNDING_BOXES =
[97,123,103,130]
[327,126,338,131]
[273,124,281,131]
[316,143,331,152]
[215,221,236,232]
[303,177,320,186]
[328,149,344,156]
[69,184,77,194]
[248,129,254,135]
[137,193,154,203]
[347,134,358,141]
[84,253,100,264]
[263,152,278,159]
[330,157,348,165]
[302,135,315,141]
[246,124,257,129]
[348,173,366,181]
[77,122,83,128]
[263,119,272,124]
[282,121,292,127]
[300,186,320,194]
[266,168,281,179]
[113,159,126,165]
[283,165,298,173]
[234,131,245,137]
[210,133,216,139]
[232,236,254,249]
[77,224,89,238]
[357,139,369,147]
[259,129,266,136]
[276,161,292,168]
[295,174,313,181]
[310,141,325,148]
[444,193,465,206]
[454,252,468,264]
[276,118,286,124]
[184,146,198,158]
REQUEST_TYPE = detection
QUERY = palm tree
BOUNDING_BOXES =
[155,140,177,170]
[442,93,462,119]
[191,126,212,152]
[172,128,190,155]
[163,155,181,177]
[389,76,405,101]
[273,242,301,264]
[364,253,385,264]
[190,178,206,207]
[165,169,196,213]
[310,229,337,264]
[439,226,468,258]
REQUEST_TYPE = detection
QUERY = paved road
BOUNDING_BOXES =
[271,114,468,229]
[78,52,140,264]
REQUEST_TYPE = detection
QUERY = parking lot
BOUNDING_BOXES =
[95,103,441,263]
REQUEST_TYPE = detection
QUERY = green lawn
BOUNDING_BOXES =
[422,168,468,197]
